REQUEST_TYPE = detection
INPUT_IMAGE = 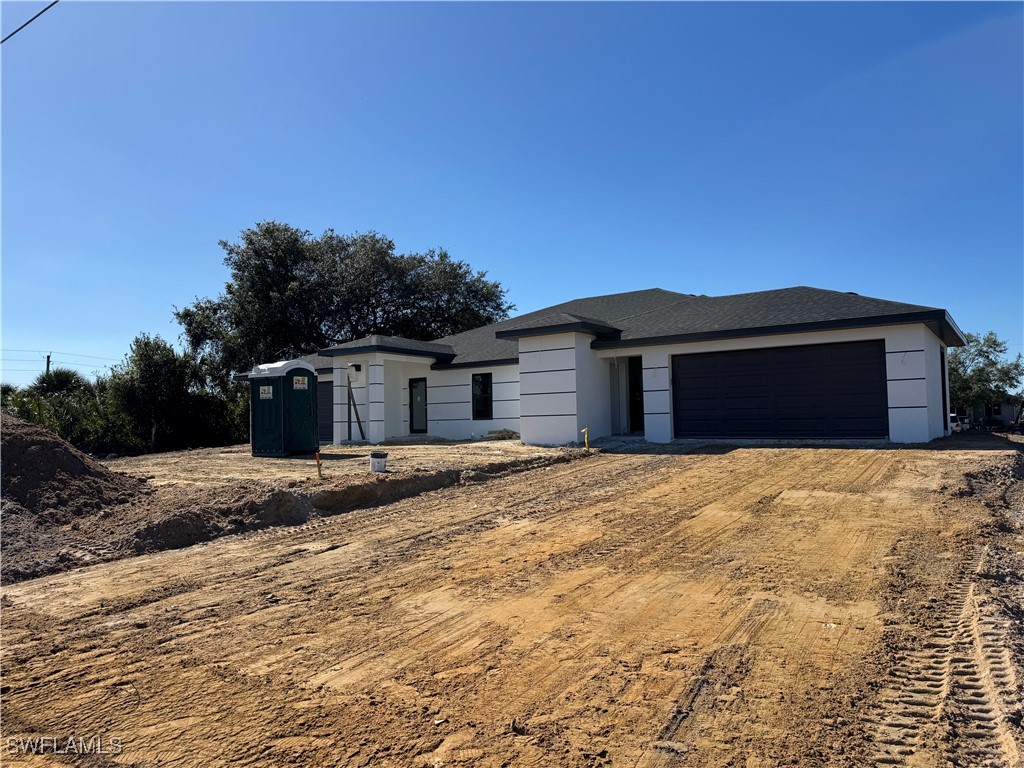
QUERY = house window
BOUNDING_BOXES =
[992,404,1002,416]
[472,373,493,420]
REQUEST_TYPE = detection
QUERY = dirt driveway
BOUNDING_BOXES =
[2,440,1022,767]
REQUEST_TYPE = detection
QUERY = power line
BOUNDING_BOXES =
[0,348,120,361]
[51,350,121,361]
[1,0,60,45]
[3,361,111,370]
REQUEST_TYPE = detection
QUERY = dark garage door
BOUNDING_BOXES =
[672,340,888,439]
[317,380,333,444]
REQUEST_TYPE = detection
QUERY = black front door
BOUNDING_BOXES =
[628,356,645,434]
[409,378,427,434]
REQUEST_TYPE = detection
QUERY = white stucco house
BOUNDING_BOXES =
[263,286,966,446]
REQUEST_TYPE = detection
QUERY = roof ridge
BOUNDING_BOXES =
[607,294,700,325]
[702,285,937,309]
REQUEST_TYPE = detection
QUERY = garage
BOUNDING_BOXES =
[317,380,333,444]
[672,339,888,439]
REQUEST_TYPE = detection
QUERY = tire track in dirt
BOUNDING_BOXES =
[863,454,1024,768]
[864,545,1021,767]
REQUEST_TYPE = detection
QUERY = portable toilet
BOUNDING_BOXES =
[246,360,318,457]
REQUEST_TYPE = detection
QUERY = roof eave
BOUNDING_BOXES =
[430,357,520,370]
[937,311,968,347]
[589,311,965,350]
[318,343,455,362]
[495,322,621,340]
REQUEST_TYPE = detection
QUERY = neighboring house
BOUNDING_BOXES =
[963,401,1022,427]
[247,286,966,446]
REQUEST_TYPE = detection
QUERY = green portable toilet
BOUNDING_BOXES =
[246,360,319,457]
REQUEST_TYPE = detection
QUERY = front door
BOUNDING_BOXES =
[409,378,427,434]
[628,356,645,434]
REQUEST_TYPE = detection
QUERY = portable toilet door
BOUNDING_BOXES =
[283,366,317,454]
[250,376,285,456]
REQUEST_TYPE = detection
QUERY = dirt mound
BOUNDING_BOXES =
[1,414,146,523]
[126,487,315,554]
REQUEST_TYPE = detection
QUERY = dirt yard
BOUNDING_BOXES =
[105,440,560,488]
[2,436,1022,767]
[1,422,575,584]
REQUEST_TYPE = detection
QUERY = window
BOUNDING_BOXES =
[992,404,1002,416]
[472,373,493,420]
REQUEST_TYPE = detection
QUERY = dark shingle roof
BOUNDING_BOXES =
[602,286,943,342]
[495,311,621,339]
[300,353,336,373]
[317,286,962,367]
[320,335,455,360]
[433,288,683,365]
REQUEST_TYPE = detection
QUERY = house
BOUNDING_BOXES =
[962,401,1022,428]
[261,286,965,446]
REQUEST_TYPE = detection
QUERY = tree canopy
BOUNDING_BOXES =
[4,221,510,456]
[3,336,248,455]
[948,331,1023,412]
[174,222,513,378]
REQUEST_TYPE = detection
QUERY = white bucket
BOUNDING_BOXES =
[370,451,388,472]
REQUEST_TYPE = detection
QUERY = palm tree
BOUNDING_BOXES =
[1,382,19,410]
[28,367,94,397]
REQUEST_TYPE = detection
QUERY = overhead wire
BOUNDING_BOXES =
[0,348,120,362]
[1,0,60,45]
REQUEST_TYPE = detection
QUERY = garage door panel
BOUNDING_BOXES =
[317,381,333,443]
[724,421,770,434]
[720,392,772,407]
[719,407,771,421]
[672,340,888,439]
[832,416,888,431]
[675,395,720,409]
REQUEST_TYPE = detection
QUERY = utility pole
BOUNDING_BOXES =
[45,354,51,374]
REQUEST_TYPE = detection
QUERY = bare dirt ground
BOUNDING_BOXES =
[2,435,1023,767]
[2,424,573,584]
[105,440,559,488]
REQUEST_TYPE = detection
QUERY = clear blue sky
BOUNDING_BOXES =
[2,1,1021,386]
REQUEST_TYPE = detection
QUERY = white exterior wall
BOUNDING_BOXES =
[642,353,673,443]
[366,354,386,444]
[518,333,580,445]
[327,355,518,443]
[595,323,950,444]
[920,328,949,439]
[383,360,406,438]
[574,334,611,442]
[332,365,344,444]
[330,359,369,441]
[425,364,520,440]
